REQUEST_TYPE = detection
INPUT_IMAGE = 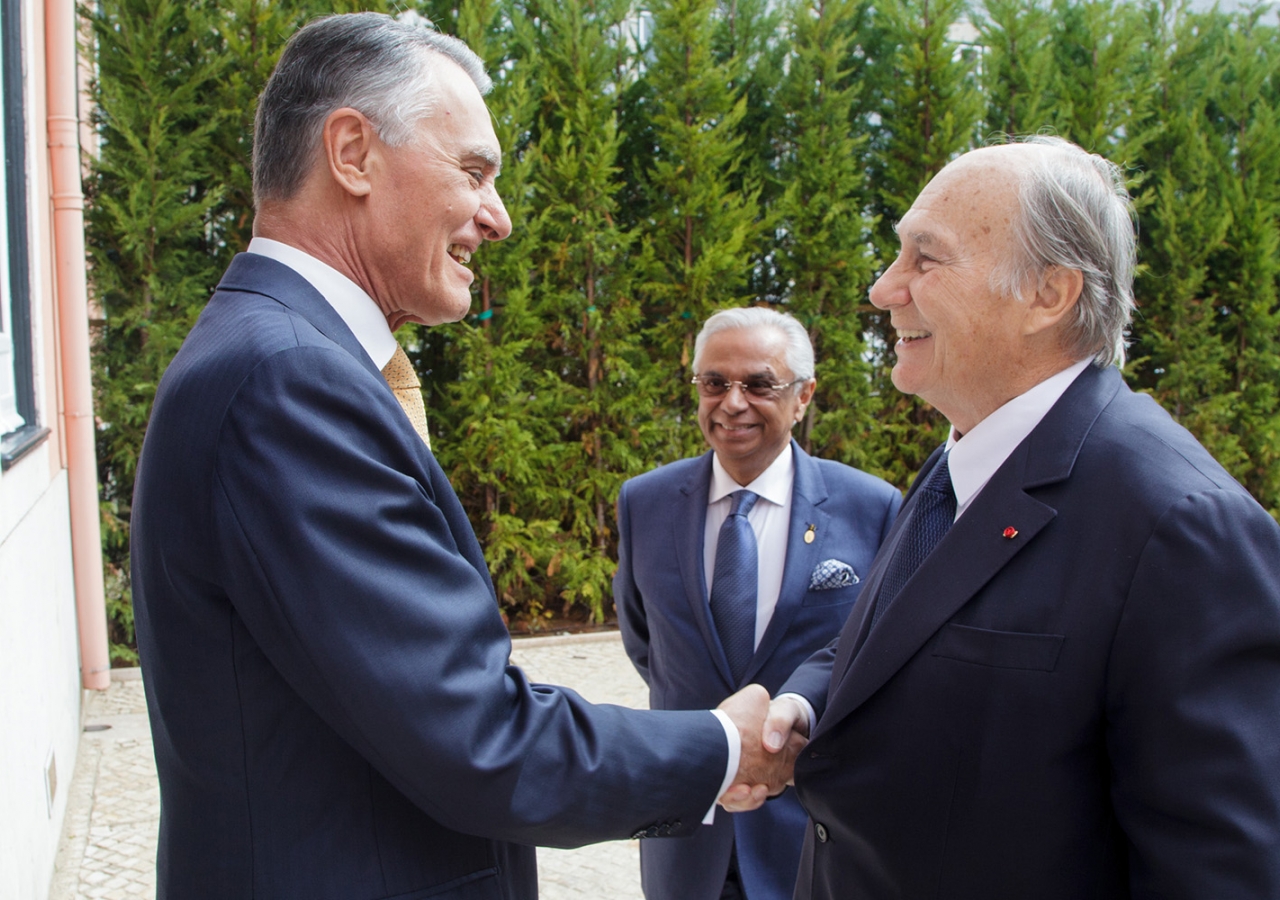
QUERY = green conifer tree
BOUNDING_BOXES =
[714,0,787,304]
[1042,0,1144,150]
[634,0,762,460]
[1185,6,1280,515]
[771,0,885,476]
[432,0,556,620]
[519,0,665,620]
[86,0,231,661]
[976,0,1056,137]
[863,0,983,483]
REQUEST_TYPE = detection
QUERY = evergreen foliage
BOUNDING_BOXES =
[84,0,1280,653]
[635,0,762,460]
[862,0,984,485]
[772,0,881,473]
[87,0,230,662]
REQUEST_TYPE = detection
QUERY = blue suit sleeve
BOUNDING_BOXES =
[210,346,726,846]
[1106,489,1280,896]
[613,481,652,685]
[778,477,902,719]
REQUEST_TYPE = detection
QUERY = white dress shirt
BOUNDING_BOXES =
[247,237,398,370]
[249,237,743,814]
[704,443,795,648]
[782,360,1093,738]
[945,359,1091,519]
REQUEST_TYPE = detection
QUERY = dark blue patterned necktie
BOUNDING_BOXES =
[710,490,760,683]
[871,454,956,628]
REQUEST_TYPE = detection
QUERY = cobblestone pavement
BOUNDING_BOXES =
[48,632,649,900]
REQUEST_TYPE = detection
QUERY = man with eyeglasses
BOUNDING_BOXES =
[614,306,902,900]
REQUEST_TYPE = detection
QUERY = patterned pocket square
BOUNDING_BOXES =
[809,559,859,591]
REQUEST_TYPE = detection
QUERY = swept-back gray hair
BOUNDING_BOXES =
[252,12,490,204]
[693,307,816,382]
[989,135,1137,367]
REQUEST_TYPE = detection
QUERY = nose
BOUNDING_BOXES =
[720,382,751,413]
[478,185,512,242]
[869,255,908,310]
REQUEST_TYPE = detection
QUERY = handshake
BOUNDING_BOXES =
[715,685,811,813]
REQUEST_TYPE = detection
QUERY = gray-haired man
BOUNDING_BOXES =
[764,136,1280,899]
[615,307,902,900]
[131,14,793,899]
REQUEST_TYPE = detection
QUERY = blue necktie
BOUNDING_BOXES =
[710,490,759,683]
[871,454,956,628]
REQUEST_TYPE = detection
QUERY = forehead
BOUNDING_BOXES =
[896,151,1023,252]
[700,326,791,372]
[419,59,502,166]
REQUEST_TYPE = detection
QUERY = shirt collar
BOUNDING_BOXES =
[709,442,794,508]
[247,237,399,370]
[946,359,1092,515]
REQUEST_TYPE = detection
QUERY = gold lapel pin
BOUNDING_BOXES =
[804,524,816,544]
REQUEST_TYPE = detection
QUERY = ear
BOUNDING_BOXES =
[793,378,817,423]
[1025,265,1084,336]
[321,107,377,199]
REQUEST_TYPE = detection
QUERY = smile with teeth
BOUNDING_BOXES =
[448,244,472,265]
[896,329,932,345]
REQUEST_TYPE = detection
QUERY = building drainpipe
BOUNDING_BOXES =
[46,0,109,690]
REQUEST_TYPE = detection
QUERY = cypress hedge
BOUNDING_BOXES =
[85,0,1280,659]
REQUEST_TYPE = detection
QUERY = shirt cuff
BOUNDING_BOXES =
[705,709,741,824]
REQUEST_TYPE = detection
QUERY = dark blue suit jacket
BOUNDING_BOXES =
[614,444,902,900]
[780,364,1280,899]
[131,254,730,900]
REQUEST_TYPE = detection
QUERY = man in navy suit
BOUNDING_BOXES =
[759,136,1280,898]
[130,14,793,900]
[614,307,902,900]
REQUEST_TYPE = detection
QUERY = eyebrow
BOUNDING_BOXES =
[893,222,938,247]
[699,368,781,380]
[466,145,503,173]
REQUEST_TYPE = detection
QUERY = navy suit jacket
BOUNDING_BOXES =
[780,364,1280,899]
[614,444,902,900]
[130,253,730,900]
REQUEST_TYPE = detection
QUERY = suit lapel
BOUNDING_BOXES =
[814,365,1122,739]
[676,454,736,686]
[744,443,829,683]
[820,453,934,714]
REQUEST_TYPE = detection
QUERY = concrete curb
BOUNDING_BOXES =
[509,629,623,649]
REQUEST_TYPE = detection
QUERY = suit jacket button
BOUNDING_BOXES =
[814,822,829,843]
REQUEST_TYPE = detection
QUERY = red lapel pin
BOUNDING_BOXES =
[1002,526,1018,539]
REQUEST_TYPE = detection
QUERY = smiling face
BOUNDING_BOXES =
[695,326,815,486]
[360,57,511,328]
[869,148,1054,433]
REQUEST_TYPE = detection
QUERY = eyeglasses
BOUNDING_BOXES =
[691,375,806,400]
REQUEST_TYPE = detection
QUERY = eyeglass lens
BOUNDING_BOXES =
[695,377,785,398]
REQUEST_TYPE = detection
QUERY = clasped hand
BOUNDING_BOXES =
[715,685,810,812]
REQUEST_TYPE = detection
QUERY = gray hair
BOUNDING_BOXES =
[693,307,816,382]
[252,12,491,203]
[988,135,1137,367]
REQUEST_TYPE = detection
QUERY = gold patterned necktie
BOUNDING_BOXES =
[381,344,431,449]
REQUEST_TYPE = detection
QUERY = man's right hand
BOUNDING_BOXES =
[716,686,809,812]
[763,694,811,752]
